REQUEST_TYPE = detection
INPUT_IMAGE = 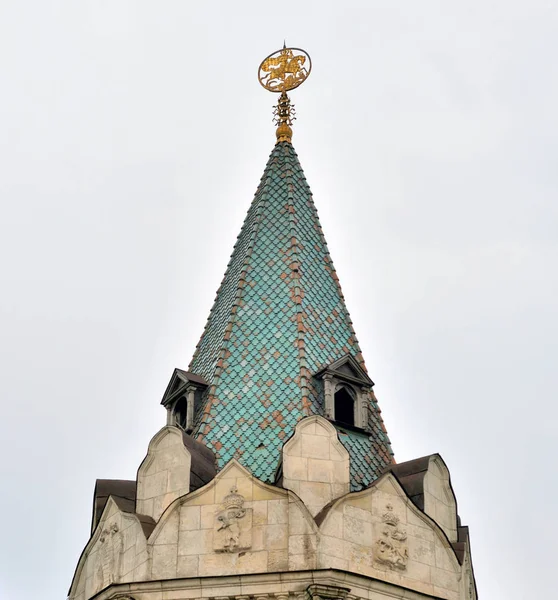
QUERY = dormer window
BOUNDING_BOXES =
[173,396,188,430]
[160,368,209,434]
[314,354,374,430]
[334,385,356,426]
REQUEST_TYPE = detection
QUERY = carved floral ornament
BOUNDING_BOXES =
[374,504,408,570]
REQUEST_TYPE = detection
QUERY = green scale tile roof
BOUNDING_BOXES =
[189,141,393,489]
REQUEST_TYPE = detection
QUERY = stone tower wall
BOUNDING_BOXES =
[69,418,476,600]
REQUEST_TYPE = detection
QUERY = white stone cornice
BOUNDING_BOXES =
[101,569,446,600]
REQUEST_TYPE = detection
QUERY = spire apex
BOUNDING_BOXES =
[273,92,294,143]
[258,45,312,142]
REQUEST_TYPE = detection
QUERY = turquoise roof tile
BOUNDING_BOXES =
[189,141,393,487]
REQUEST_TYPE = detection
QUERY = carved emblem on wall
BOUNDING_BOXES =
[374,504,408,570]
[214,486,252,553]
[95,522,123,591]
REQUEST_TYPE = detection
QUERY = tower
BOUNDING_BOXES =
[68,47,477,600]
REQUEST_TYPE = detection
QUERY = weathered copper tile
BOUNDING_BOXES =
[187,142,393,486]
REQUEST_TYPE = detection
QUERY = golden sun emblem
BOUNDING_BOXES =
[258,46,312,93]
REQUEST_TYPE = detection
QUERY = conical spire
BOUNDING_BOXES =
[189,140,393,488]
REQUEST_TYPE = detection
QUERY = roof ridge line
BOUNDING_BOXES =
[303,187,393,455]
[283,144,312,417]
[304,185,367,370]
[196,160,274,440]
[299,171,393,458]
[188,163,273,371]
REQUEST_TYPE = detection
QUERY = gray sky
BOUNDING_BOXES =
[0,2,556,599]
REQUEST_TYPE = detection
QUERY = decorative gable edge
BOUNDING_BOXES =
[69,496,154,598]
[276,415,351,516]
[461,536,478,600]
[147,458,319,547]
[315,470,462,570]
[314,354,374,387]
[385,454,460,544]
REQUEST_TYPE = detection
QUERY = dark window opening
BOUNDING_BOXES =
[334,387,354,426]
[173,397,187,429]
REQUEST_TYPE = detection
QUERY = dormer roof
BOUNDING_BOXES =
[314,353,375,387]
[160,368,209,408]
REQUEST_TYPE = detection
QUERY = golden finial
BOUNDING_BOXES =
[258,46,312,144]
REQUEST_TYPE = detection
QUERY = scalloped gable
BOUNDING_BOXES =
[280,415,350,516]
[72,451,472,600]
[385,454,458,543]
[136,426,216,522]
[91,479,136,534]
[69,496,151,600]
[147,459,318,578]
[315,471,461,600]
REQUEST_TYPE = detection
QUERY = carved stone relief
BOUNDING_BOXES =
[214,486,252,552]
[374,504,408,570]
[95,522,123,591]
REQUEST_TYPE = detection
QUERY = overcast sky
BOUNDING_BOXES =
[0,2,556,599]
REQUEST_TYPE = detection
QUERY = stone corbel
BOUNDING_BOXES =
[306,584,351,600]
